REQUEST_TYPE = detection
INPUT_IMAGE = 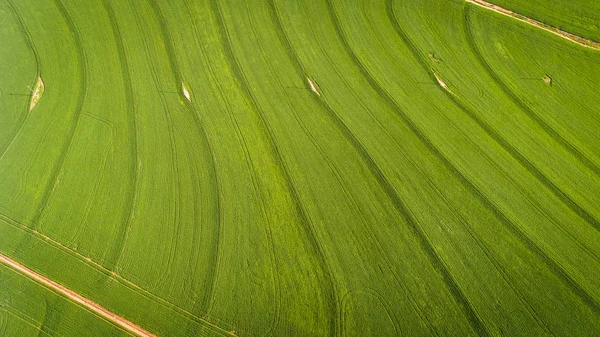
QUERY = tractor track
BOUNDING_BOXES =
[325,1,490,335]
[466,0,600,51]
[0,254,156,337]
[30,0,88,230]
[209,0,340,335]
[384,0,600,317]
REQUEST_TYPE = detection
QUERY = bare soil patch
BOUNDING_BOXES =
[29,76,44,111]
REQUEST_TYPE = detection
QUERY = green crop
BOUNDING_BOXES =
[1,0,599,336]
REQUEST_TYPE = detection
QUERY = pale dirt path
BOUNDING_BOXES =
[466,0,600,51]
[0,253,156,337]
[0,214,238,337]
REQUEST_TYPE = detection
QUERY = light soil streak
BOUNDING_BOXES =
[0,253,155,337]
[0,213,236,336]
[466,0,600,51]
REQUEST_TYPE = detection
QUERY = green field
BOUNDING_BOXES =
[1,0,599,336]
[487,0,600,41]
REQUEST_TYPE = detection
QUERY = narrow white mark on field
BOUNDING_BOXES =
[29,76,44,111]
[434,73,448,89]
[182,81,191,101]
[0,253,157,337]
[433,73,454,94]
[307,77,321,96]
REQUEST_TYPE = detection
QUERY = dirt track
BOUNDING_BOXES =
[467,0,600,51]
[0,253,156,337]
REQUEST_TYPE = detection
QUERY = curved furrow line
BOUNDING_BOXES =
[268,1,446,335]
[11,119,63,207]
[261,6,413,334]
[180,0,282,325]
[67,113,116,246]
[296,3,491,334]
[430,185,554,334]
[182,108,221,314]
[181,0,283,329]
[325,1,490,336]
[209,0,339,335]
[0,0,42,159]
[139,0,184,292]
[242,1,344,334]
[30,0,88,229]
[460,5,600,232]
[387,1,600,266]
[387,0,600,241]
[345,0,600,318]
[99,0,139,273]
[147,0,223,314]
[122,0,183,287]
[291,3,551,332]
[110,0,180,278]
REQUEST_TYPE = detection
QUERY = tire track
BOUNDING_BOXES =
[100,0,139,274]
[0,254,155,337]
[464,2,600,175]
[180,0,283,327]
[37,299,56,337]
[209,0,339,335]
[146,0,222,314]
[0,213,236,336]
[1,304,62,337]
[240,2,343,334]
[110,0,181,286]
[282,2,551,334]
[295,3,479,332]
[268,1,450,335]
[374,0,600,317]
[132,0,182,290]
[0,0,41,160]
[460,5,600,231]
[466,0,600,51]
[29,0,87,229]
[386,0,600,265]
[69,113,116,246]
[259,3,389,333]
[325,1,490,336]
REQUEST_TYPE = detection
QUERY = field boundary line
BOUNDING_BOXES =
[460,6,600,232]
[466,0,600,51]
[0,213,236,336]
[0,253,155,337]
[463,4,600,179]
